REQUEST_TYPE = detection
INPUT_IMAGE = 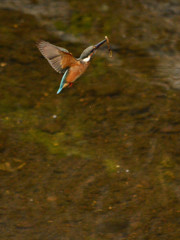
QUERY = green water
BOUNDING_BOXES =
[0,3,179,239]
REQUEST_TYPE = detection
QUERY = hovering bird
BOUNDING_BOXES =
[37,37,111,94]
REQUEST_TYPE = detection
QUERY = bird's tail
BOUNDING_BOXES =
[57,69,69,94]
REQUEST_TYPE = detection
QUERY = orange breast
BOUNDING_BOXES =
[66,62,90,83]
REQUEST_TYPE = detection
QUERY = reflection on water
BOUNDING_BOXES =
[0,1,179,239]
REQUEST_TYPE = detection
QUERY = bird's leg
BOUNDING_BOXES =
[68,82,73,88]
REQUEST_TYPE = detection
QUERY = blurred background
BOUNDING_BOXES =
[0,0,179,239]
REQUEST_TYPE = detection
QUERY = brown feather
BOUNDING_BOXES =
[37,40,78,73]
[66,62,90,83]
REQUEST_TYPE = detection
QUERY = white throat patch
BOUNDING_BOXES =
[82,56,91,62]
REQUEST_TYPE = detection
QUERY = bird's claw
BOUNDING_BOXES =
[68,83,73,88]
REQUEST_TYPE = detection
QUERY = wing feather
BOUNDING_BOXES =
[37,40,78,73]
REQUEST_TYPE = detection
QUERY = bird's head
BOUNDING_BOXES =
[79,39,107,62]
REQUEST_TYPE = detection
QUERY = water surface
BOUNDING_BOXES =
[0,2,179,239]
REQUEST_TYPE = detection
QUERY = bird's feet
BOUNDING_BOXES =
[68,83,73,88]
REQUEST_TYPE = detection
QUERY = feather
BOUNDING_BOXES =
[37,40,78,73]
[57,69,69,94]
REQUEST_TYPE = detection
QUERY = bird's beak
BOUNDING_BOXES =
[94,39,107,50]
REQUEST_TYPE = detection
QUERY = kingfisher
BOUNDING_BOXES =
[37,37,111,94]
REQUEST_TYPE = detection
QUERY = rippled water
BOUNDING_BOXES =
[0,2,179,239]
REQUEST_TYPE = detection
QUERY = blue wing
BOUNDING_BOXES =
[57,69,69,94]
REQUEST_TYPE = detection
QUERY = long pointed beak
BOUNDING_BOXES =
[94,39,107,50]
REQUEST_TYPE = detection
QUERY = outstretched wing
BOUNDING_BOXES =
[37,40,78,73]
